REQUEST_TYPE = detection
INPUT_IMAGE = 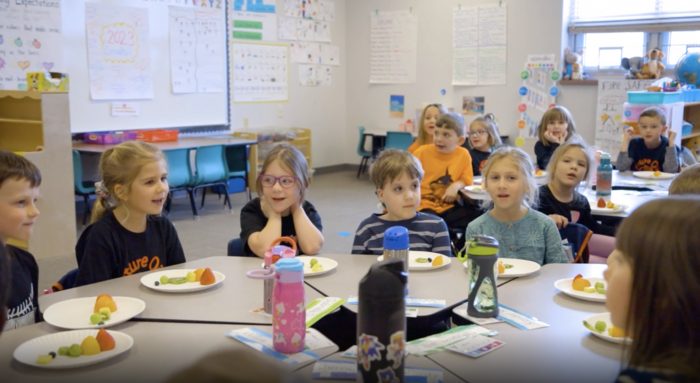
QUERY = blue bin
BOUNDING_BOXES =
[627,91,683,104]
[682,89,700,102]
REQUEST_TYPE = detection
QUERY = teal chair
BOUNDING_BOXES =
[357,126,373,178]
[190,145,232,219]
[211,145,251,201]
[163,148,198,218]
[72,150,96,226]
[385,132,414,151]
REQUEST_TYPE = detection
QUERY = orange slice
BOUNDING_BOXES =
[572,276,591,291]
[431,256,443,267]
[498,261,505,274]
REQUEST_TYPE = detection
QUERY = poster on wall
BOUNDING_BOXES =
[369,10,417,84]
[230,11,277,41]
[85,3,153,100]
[452,4,507,86]
[231,42,288,102]
[517,54,558,142]
[168,6,225,93]
[0,1,63,91]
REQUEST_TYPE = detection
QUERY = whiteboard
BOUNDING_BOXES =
[62,0,228,133]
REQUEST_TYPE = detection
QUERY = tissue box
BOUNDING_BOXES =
[26,72,69,92]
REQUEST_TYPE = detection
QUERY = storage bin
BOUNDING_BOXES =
[682,89,700,103]
[135,129,179,142]
[623,103,679,122]
[627,91,683,104]
[682,122,693,137]
[83,131,136,145]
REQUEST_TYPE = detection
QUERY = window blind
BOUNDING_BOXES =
[569,0,700,34]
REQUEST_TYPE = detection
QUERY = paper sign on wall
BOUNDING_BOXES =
[232,42,288,102]
[370,10,417,84]
[230,11,277,41]
[111,102,140,117]
[85,3,153,100]
[453,4,507,86]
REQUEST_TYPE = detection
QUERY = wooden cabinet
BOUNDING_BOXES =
[0,91,76,260]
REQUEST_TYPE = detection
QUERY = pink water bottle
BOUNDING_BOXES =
[262,237,297,314]
[272,258,306,353]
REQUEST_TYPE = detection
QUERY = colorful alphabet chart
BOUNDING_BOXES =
[0,0,63,91]
[86,3,153,100]
[232,42,288,102]
[517,54,558,140]
[168,6,225,93]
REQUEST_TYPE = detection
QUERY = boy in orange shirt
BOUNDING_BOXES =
[413,112,481,248]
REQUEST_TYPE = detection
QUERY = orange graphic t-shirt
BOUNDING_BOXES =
[413,145,474,214]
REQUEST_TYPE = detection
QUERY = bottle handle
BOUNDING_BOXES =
[246,268,276,280]
[269,236,297,253]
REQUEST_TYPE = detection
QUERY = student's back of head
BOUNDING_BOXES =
[669,164,700,195]
[91,141,165,224]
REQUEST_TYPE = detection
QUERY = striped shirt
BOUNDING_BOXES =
[351,212,452,256]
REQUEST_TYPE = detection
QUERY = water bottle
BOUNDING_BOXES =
[382,226,410,272]
[596,152,613,203]
[272,258,306,353]
[263,237,297,314]
[357,258,407,383]
[466,235,499,318]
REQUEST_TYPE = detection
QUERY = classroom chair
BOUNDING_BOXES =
[569,211,616,264]
[51,268,78,292]
[227,238,247,257]
[73,150,97,226]
[356,126,373,178]
[210,145,251,202]
[385,132,414,151]
[190,145,232,219]
[559,223,592,263]
[163,148,199,218]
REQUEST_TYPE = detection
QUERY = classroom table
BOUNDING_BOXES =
[38,256,324,325]
[430,263,622,383]
[0,321,338,382]
[296,351,467,383]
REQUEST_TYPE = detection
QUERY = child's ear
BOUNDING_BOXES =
[662,126,668,135]
[376,188,386,204]
[458,136,466,146]
[114,184,127,202]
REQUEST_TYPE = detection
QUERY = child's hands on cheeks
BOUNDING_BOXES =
[548,214,568,229]
[544,130,567,145]
[260,198,280,219]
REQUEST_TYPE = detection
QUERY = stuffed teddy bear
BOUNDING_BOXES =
[683,137,700,162]
[563,47,584,80]
[621,57,643,79]
[638,48,666,79]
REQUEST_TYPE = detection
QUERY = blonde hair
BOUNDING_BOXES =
[481,147,539,209]
[669,164,700,195]
[537,106,577,147]
[615,197,700,381]
[435,112,466,137]
[91,141,166,224]
[469,113,502,149]
[369,149,424,189]
[639,106,667,126]
[256,143,310,202]
[546,138,595,188]
[417,104,449,145]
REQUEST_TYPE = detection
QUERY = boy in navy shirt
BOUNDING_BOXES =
[616,107,680,173]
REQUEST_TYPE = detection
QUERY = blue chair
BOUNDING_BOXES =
[227,238,247,256]
[73,150,96,226]
[559,223,592,263]
[163,149,198,218]
[357,126,373,178]
[211,145,251,202]
[52,268,79,292]
[385,132,414,151]
[190,145,232,219]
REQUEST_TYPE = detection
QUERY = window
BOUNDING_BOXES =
[569,0,700,72]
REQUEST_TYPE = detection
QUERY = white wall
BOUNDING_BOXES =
[231,0,347,168]
[343,0,601,164]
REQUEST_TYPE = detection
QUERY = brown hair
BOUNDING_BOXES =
[669,164,700,195]
[416,104,449,145]
[639,106,667,126]
[615,197,700,381]
[481,146,539,208]
[91,141,166,223]
[369,149,424,189]
[546,138,595,187]
[537,106,577,147]
[0,244,9,331]
[256,143,310,202]
[0,150,41,189]
[469,113,502,149]
[435,112,466,137]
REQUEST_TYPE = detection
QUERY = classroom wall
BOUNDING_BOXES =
[232,0,347,169]
[343,0,600,164]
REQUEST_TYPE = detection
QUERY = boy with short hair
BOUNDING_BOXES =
[617,107,681,173]
[412,112,480,240]
[352,149,451,256]
[669,163,700,195]
[0,150,42,331]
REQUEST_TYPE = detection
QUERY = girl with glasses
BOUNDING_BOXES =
[463,113,502,176]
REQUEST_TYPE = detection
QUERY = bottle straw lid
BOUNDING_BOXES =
[383,226,409,250]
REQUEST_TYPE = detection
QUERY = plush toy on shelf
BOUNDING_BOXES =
[563,47,584,80]
[621,56,644,79]
[684,137,700,163]
[639,48,666,79]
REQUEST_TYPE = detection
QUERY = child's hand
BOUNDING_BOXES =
[290,198,304,215]
[548,214,568,229]
[667,129,676,146]
[543,130,558,144]
[442,184,461,203]
[622,127,637,142]
[260,198,280,219]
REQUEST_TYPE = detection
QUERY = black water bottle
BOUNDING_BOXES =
[357,258,407,383]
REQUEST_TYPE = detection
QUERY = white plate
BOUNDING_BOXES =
[583,312,632,345]
[496,258,541,278]
[43,297,145,330]
[554,277,607,303]
[534,171,548,178]
[473,176,483,185]
[464,185,486,194]
[632,171,676,180]
[376,251,451,271]
[298,257,338,277]
[140,269,225,293]
[589,204,627,215]
[13,329,134,369]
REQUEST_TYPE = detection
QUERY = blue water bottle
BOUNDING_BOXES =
[596,152,613,203]
[382,226,410,272]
